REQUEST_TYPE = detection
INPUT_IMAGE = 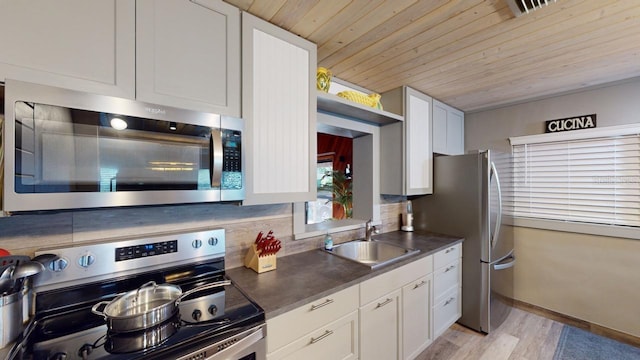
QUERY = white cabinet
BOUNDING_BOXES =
[0,0,242,116]
[0,0,135,98]
[432,99,464,155]
[360,289,402,360]
[269,312,358,360]
[380,86,433,196]
[402,274,433,360]
[267,285,359,360]
[136,0,241,116]
[241,12,317,205]
[265,244,462,360]
[433,243,462,337]
[360,255,433,360]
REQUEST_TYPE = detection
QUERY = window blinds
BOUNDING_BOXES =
[511,133,640,228]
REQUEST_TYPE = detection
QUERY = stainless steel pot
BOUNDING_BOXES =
[105,314,180,353]
[91,280,231,333]
[0,291,23,349]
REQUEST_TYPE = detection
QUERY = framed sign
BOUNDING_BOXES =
[545,114,596,133]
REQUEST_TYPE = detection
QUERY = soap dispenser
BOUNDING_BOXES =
[324,233,333,250]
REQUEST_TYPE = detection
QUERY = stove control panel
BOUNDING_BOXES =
[34,229,226,291]
[116,240,178,262]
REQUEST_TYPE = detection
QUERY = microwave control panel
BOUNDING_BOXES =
[221,129,242,190]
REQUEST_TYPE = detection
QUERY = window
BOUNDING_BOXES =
[292,111,380,239]
[306,159,334,224]
[510,125,640,231]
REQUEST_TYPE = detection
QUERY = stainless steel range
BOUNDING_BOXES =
[4,229,265,360]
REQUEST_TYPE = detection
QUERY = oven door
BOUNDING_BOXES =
[176,325,266,360]
[3,79,243,211]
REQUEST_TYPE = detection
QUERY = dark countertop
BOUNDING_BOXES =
[226,230,463,319]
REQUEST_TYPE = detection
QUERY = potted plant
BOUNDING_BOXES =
[319,170,352,219]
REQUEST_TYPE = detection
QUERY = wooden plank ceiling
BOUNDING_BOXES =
[224,0,640,112]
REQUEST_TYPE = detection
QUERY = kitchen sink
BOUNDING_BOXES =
[324,240,419,269]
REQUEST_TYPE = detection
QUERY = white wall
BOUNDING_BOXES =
[465,78,640,337]
[466,77,640,152]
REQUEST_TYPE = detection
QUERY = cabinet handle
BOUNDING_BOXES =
[444,265,456,273]
[310,330,334,344]
[375,298,393,309]
[310,299,334,311]
[412,280,427,289]
[445,247,456,254]
[444,297,455,306]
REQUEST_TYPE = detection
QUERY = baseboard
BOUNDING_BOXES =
[513,299,640,348]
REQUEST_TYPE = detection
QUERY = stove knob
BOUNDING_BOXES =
[192,309,202,321]
[78,254,95,268]
[192,239,203,249]
[208,237,218,246]
[78,344,92,358]
[48,258,68,272]
[208,304,218,316]
[50,352,68,360]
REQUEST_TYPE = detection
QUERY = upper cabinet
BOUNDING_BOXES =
[241,12,317,205]
[380,86,433,196]
[0,0,135,98]
[432,100,464,156]
[136,0,241,117]
[0,0,241,117]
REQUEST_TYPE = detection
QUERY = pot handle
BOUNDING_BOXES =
[176,280,231,305]
[91,301,110,318]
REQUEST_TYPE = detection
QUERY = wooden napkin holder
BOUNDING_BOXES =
[244,244,277,273]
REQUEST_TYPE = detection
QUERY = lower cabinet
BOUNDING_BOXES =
[402,274,433,359]
[268,311,359,360]
[267,243,462,360]
[433,286,461,337]
[360,289,402,360]
[359,255,433,360]
[266,285,359,360]
[433,243,463,338]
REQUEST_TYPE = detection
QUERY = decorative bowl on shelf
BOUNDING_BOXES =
[337,91,383,110]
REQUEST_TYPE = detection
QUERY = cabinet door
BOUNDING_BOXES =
[432,99,464,156]
[434,259,461,304]
[360,289,401,360]
[0,0,134,98]
[241,12,317,205]
[402,275,433,360]
[447,107,464,155]
[136,0,240,116]
[405,87,433,195]
[268,311,358,360]
[432,100,448,155]
[434,286,461,337]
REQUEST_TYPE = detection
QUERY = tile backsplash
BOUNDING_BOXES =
[0,200,404,268]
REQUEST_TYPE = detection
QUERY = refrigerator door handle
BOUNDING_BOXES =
[490,161,503,249]
[493,253,516,271]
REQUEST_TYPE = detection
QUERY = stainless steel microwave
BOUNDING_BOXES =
[1,80,244,212]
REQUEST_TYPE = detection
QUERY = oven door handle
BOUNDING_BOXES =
[189,324,265,360]
[210,128,223,189]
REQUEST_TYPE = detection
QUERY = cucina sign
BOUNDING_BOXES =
[545,114,596,133]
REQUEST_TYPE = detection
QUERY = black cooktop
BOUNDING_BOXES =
[11,261,264,360]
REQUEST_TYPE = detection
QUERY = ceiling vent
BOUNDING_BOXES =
[507,0,557,17]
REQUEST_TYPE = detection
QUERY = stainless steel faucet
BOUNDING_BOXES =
[365,219,379,241]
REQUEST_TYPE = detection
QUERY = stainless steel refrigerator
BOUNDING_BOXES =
[412,150,515,333]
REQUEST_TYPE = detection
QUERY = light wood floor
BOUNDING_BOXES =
[416,307,564,360]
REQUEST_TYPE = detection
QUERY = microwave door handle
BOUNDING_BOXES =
[210,129,223,188]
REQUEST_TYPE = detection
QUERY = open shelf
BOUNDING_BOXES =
[317,91,403,126]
